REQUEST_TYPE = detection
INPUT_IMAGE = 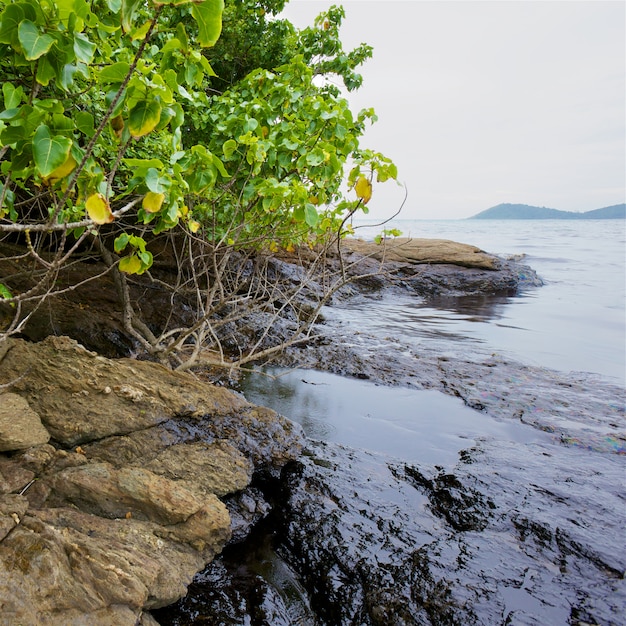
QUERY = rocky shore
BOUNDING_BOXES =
[1,238,624,625]
[0,336,302,625]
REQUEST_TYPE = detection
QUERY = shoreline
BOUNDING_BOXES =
[1,239,624,624]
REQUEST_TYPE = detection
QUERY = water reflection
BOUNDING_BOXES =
[239,368,549,467]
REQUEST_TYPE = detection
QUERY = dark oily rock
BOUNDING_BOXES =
[153,513,316,626]
[0,336,250,446]
[335,238,542,298]
[81,405,303,473]
[275,440,625,626]
[276,329,625,456]
[0,393,50,451]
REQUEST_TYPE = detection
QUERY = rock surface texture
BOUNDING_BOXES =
[0,336,303,625]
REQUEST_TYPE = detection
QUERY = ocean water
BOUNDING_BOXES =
[344,218,626,383]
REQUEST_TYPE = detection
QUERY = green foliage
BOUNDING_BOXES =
[295,5,373,93]
[374,228,403,244]
[0,0,398,363]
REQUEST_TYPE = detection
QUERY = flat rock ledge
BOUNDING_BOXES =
[0,336,303,626]
[343,237,499,269]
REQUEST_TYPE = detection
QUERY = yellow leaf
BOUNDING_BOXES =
[119,254,142,274]
[110,114,124,138]
[354,176,372,204]
[44,153,77,185]
[188,219,201,233]
[269,241,278,253]
[85,193,114,224]
[142,191,165,213]
[128,99,162,139]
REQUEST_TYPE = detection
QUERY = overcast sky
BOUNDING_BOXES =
[280,0,626,220]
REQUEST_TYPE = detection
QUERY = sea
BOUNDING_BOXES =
[346,218,626,383]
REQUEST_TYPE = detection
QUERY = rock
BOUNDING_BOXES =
[0,337,304,625]
[143,441,253,498]
[0,494,29,541]
[272,440,626,625]
[0,393,50,451]
[46,462,209,525]
[0,336,250,446]
[343,237,500,269]
[0,505,226,624]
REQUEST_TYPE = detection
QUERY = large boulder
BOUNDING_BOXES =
[344,237,500,269]
[0,336,304,625]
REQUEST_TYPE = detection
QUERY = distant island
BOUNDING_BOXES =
[469,203,626,220]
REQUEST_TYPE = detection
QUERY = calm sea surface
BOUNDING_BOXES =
[344,218,626,383]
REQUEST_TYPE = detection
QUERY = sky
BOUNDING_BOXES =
[280,0,626,220]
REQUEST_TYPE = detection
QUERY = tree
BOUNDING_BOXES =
[0,0,398,371]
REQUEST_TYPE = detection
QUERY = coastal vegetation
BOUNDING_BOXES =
[0,0,397,370]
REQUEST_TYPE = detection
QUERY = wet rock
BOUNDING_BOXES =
[0,393,50,451]
[273,440,626,626]
[337,238,542,297]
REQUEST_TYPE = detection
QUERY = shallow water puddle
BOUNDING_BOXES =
[239,367,549,466]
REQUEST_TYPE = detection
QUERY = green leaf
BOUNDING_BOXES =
[32,124,72,178]
[0,283,14,304]
[128,98,162,138]
[222,139,237,158]
[99,62,130,84]
[73,32,96,64]
[304,204,319,227]
[121,0,142,33]
[0,108,21,121]
[3,83,23,110]
[175,22,189,53]
[18,20,55,61]
[144,168,170,193]
[0,4,24,47]
[35,55,59,87]
[306,148,326,167]
[105,0,122,12]
[122,158,164,170]
[191,0,224,48]
[75,111,95,137]
[114,233,130,253]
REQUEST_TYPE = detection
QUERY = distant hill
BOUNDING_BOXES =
[469,203,626,220]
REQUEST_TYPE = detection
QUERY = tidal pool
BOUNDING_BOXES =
[239,367,550,466]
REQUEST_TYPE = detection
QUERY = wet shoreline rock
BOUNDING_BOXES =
[0,336,303,625]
